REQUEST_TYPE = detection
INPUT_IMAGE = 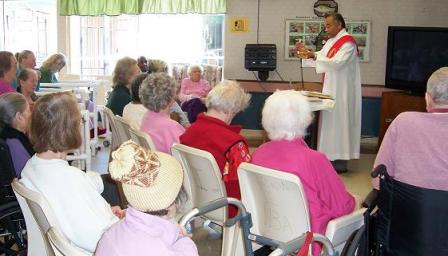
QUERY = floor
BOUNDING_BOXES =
[90,137,377,255]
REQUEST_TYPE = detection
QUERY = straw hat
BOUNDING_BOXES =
[109,140,183,212]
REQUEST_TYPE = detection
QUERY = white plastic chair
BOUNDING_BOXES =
[11,178,57,256]
[171,143,239,256]
[103,107,121,151]
[129,127,156,150]
[237,163,365,255]
[113,115,132,143]
[47,227,86,256]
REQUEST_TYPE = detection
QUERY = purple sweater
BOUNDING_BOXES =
[96,207,198,256]
[0,80,14,95]
[374,111,448,190]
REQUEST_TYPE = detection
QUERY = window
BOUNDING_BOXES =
[0,0,57,64]
[70,14,224,79]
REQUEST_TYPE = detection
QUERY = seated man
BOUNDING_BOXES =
[373,67,448,191]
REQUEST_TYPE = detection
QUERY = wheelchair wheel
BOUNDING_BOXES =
[0,202,27,256]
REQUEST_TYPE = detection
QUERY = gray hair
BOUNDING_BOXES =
[187,64,203,76]
[139,72,178,112]
[0,93,27,129]
[262,90,313,141]
[427,67,448,105]
[206,80,250,114]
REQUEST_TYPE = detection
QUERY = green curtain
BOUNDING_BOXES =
[140,0,226,14]
[60,0,226,16]
[60,0,140,16]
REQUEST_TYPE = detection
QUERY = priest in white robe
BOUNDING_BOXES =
[297,13,361,162]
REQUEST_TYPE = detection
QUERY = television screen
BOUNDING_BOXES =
[385,26,448,94]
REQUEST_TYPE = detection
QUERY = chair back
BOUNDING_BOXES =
[103,107,121,151]
[11,178,56,256]
[47,227,85,256]
[171,143,227,223]
[237,163,310,243]
[129,127,156,150]
[113,115,132,143]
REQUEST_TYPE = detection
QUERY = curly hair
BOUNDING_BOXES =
[139,73,178,112]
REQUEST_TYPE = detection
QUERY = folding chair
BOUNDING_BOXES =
[47,227,85,256]
[129,127,156,150]
[171,143,239,256]
[12,178,57,256]
[237,163,364,255]
[113,115,132,143]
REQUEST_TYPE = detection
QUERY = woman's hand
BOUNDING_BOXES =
[111,206,126,219]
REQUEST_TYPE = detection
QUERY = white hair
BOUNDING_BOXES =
[427,67,448,105]
[187,64,203,76]
[206,80,250,114]
[262,90,313,141]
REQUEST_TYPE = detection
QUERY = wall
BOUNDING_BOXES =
[224,0,448,85]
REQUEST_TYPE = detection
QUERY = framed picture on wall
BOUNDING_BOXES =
[284,19,371,62]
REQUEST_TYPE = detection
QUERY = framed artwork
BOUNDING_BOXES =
[284,19,371,62]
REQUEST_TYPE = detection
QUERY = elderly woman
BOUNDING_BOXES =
[373,67,448,191]
[140,73,185,153]
[179,64,211,123]
[251,90,355,255]
[106,57,141,116]
[39,53,66,83]
[123,73,190,129]
[96,141,198,256]
[13,50,40,90]
[180,80,251,217]
[0,51,17,95]
[0,93,33,177]
[17,68,38,109]
[20,92,122,254]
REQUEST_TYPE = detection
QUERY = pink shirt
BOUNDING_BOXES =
[374,111,448,190]
[252,139,355,235]
[179,78,210,104]
[140,110,185,154]
[0,80,15,95]
[96,207,198,256]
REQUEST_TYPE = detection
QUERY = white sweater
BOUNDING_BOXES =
[20,155,118,253]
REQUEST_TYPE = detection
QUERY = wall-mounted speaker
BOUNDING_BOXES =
[244,44,277,71]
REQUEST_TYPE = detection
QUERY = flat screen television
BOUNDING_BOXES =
[385,26,448,95]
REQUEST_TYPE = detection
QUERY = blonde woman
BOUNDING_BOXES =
[106,57,141,116]
[39,53,66,83]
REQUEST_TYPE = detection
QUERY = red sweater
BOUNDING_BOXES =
[180,113,250,217]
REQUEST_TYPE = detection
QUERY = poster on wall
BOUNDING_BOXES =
[285,19,370,62]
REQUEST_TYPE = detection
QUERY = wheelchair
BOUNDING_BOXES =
[0,138,27,255]
[342,164,448,256]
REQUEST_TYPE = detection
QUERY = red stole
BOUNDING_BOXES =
[322,35,359,83]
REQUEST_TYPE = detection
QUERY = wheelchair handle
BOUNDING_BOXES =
[371,164,387,178]
[269,233,337,256]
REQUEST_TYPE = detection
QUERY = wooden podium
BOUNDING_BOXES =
[378,91,426,147]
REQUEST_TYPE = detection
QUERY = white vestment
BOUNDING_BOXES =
[315,29,361,161]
